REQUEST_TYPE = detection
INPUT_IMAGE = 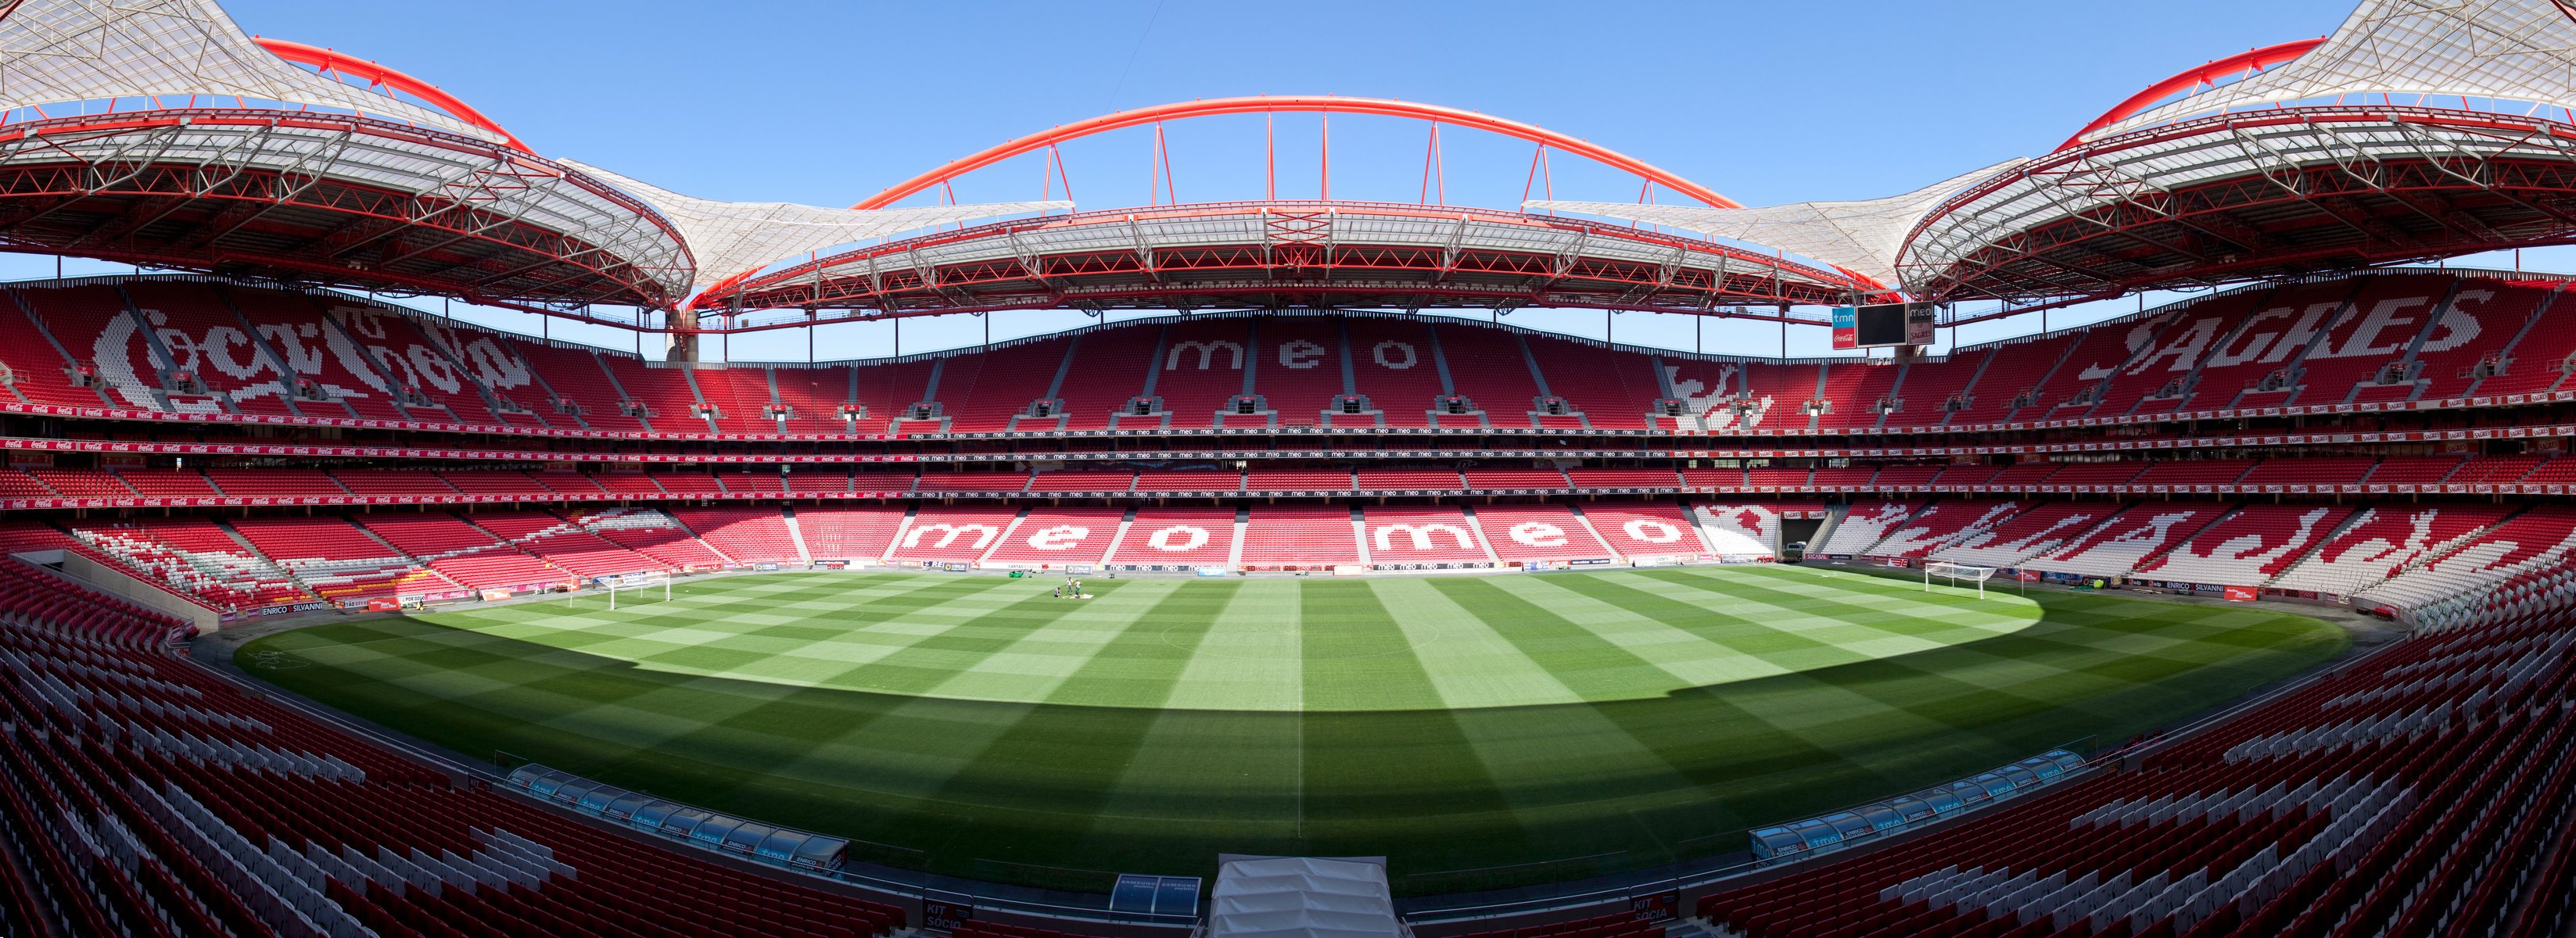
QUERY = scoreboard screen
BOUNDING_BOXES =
[1853,303,1910,347]
[1835,303,1939,349]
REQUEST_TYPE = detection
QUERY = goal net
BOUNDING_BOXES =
[1923,561,1998,598]
[601,571,672,610]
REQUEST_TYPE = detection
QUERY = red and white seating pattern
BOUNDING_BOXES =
[1357,505,1493,566]
[578,508,731,570]
[2268,504,2516,599]
[2025,502,2230,578]
[1929,502,2122,568]
[885,506,1024,564]
[1580,502,1710,560]
[981,507,1128,568]
[1814,501,1923,556]
[1696,502,1812,557]
[1474,504,1618,564]
[2356,506,2576,612]
[2136,504,2355,587]
[1107,507,1240,567]
[1863,501,2028,560]
[70,518,310,609]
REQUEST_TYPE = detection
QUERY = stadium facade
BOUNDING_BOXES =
[0,1,2572,936]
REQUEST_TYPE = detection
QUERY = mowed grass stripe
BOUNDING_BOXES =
[238,569,2348,890]
[1294,580,1519,843]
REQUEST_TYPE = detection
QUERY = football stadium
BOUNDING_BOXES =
[0,2,2572,937]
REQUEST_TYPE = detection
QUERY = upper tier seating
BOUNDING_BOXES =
[2365,456,2465,485]
[330,468,461,496]
[30,467,137,497]
[1355,468,1466,492]
[20,274,2576,442]
[1027,471,1137,493]
[205,467,349,497]
[1463,467,1571,490]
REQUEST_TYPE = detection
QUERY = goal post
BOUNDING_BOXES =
[1923,561,1998,598]
[604,571,672,610]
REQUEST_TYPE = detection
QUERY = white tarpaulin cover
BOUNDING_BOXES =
[1209,857,1401,938]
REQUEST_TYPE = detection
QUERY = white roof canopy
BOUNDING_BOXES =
[0,0,501,142]
[563,160,1070,297]
[1209,857,1401,938]
[1524,160,2025,285]
[2081,0,2576,144]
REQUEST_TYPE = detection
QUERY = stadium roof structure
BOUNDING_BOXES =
[558,160,1070,298]
[692,200,1869,331]
[1523,160,2029,288]
[1898,0,2576,310]
[1530,0,2576,320]
[687,95,1878,330]
[6,0,2576,333]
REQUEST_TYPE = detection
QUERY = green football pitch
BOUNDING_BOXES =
[236,566,2345,893]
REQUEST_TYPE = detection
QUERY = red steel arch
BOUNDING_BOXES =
[852,95,1742,210]
[2057,38,2324,150]
[255,38,532,152]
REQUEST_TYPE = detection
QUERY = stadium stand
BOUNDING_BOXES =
[18,3,2576,926]
[1473,503,1619,564]
[1108,507,1241,567]
[1358,504,1493,565]
[1866,501,2028,560]
[2024,501,2231,578]
[981,507,1128,568]
[667,507,802,564]
[1580,502,1710,560]
[0,557,910,938]
[1239,505,1365,567]
[795,506,911,562]
[2135,503,2357,588]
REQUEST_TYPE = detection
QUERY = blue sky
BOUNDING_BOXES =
[12,0,2563,360]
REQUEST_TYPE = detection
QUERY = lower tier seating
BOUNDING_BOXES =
[0,557,909,938]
